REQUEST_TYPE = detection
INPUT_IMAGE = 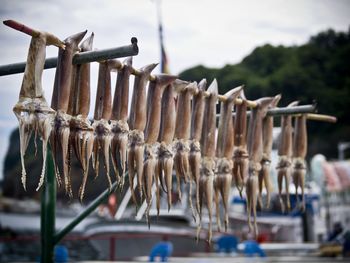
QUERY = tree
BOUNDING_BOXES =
[179,28,350,159]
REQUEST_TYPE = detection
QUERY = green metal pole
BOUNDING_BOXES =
[53,177,121,245]
[219,104,317,119]
[265,104,316,116]
[41,149,56,263]
[40,169,47,261]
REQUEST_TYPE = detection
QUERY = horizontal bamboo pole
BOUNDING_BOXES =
[305,113,337,123]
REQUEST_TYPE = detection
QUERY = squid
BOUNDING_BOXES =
[189,79,207,215]
[143,74,177,226]
[111,57,133,188]
[292,114,307,211]
[6,20,65,191]
[232,90,249,197]
[157,81,178,212]
[258,94,281,208]
[276,101,299,213]
[197,79,218,243]
[173,81,198,219]
[128,63,158,204]
[214,86,242,232]
[92,60,117,189]
[68,33,95,201]
[246,97,275,237]
[50,30,87,197]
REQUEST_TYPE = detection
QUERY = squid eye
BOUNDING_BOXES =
[19,111,29,117]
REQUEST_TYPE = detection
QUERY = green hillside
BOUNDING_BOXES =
[180,28,350,158]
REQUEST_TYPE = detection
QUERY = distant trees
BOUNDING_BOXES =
[180,28,350,159]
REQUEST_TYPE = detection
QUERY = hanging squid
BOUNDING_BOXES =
[189,79,207,215]
[92,60,119,189]
[68,33,95,201]
[246,96,275,237]
[50,30,87,197]
[128,63,158,204]
[6,20,65,191]
[143,74,177,226]
[157,81,178,212]
[214,86,242,232]
[173,81,198,220]
[276,101,299,213]
[111,57,133,188]
[232,90,249,197]
[292,114,307,211]
[197,79,218,243]
[258,94,281,209]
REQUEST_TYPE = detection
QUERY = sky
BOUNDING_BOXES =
[0,0,349,180]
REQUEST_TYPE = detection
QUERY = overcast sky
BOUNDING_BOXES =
[0,0,349,179]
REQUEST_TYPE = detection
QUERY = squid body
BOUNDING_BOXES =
[214,86,242,232]
[10,21,65,191]
[246,97,274,237]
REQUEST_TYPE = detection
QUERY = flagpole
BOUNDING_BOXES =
[155,0,168,73]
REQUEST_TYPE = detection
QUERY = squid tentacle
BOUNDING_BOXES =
[215,158,233,232]
[111,120,129,187]
[143,144,157,228]
[189,141,201,214]
[293,114,308,212]
[293,158,306,211]
[277,157,292,213]
[258,159,272,208]
[246,166,260,237]
[128,129,144,204]
[92,119,112,189]
[158,142,174,211]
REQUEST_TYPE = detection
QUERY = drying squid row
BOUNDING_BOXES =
[10,21,313,243]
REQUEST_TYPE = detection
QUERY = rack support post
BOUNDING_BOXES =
[41,149,56,263]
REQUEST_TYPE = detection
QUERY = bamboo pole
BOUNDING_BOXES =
[305,113,337,123]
